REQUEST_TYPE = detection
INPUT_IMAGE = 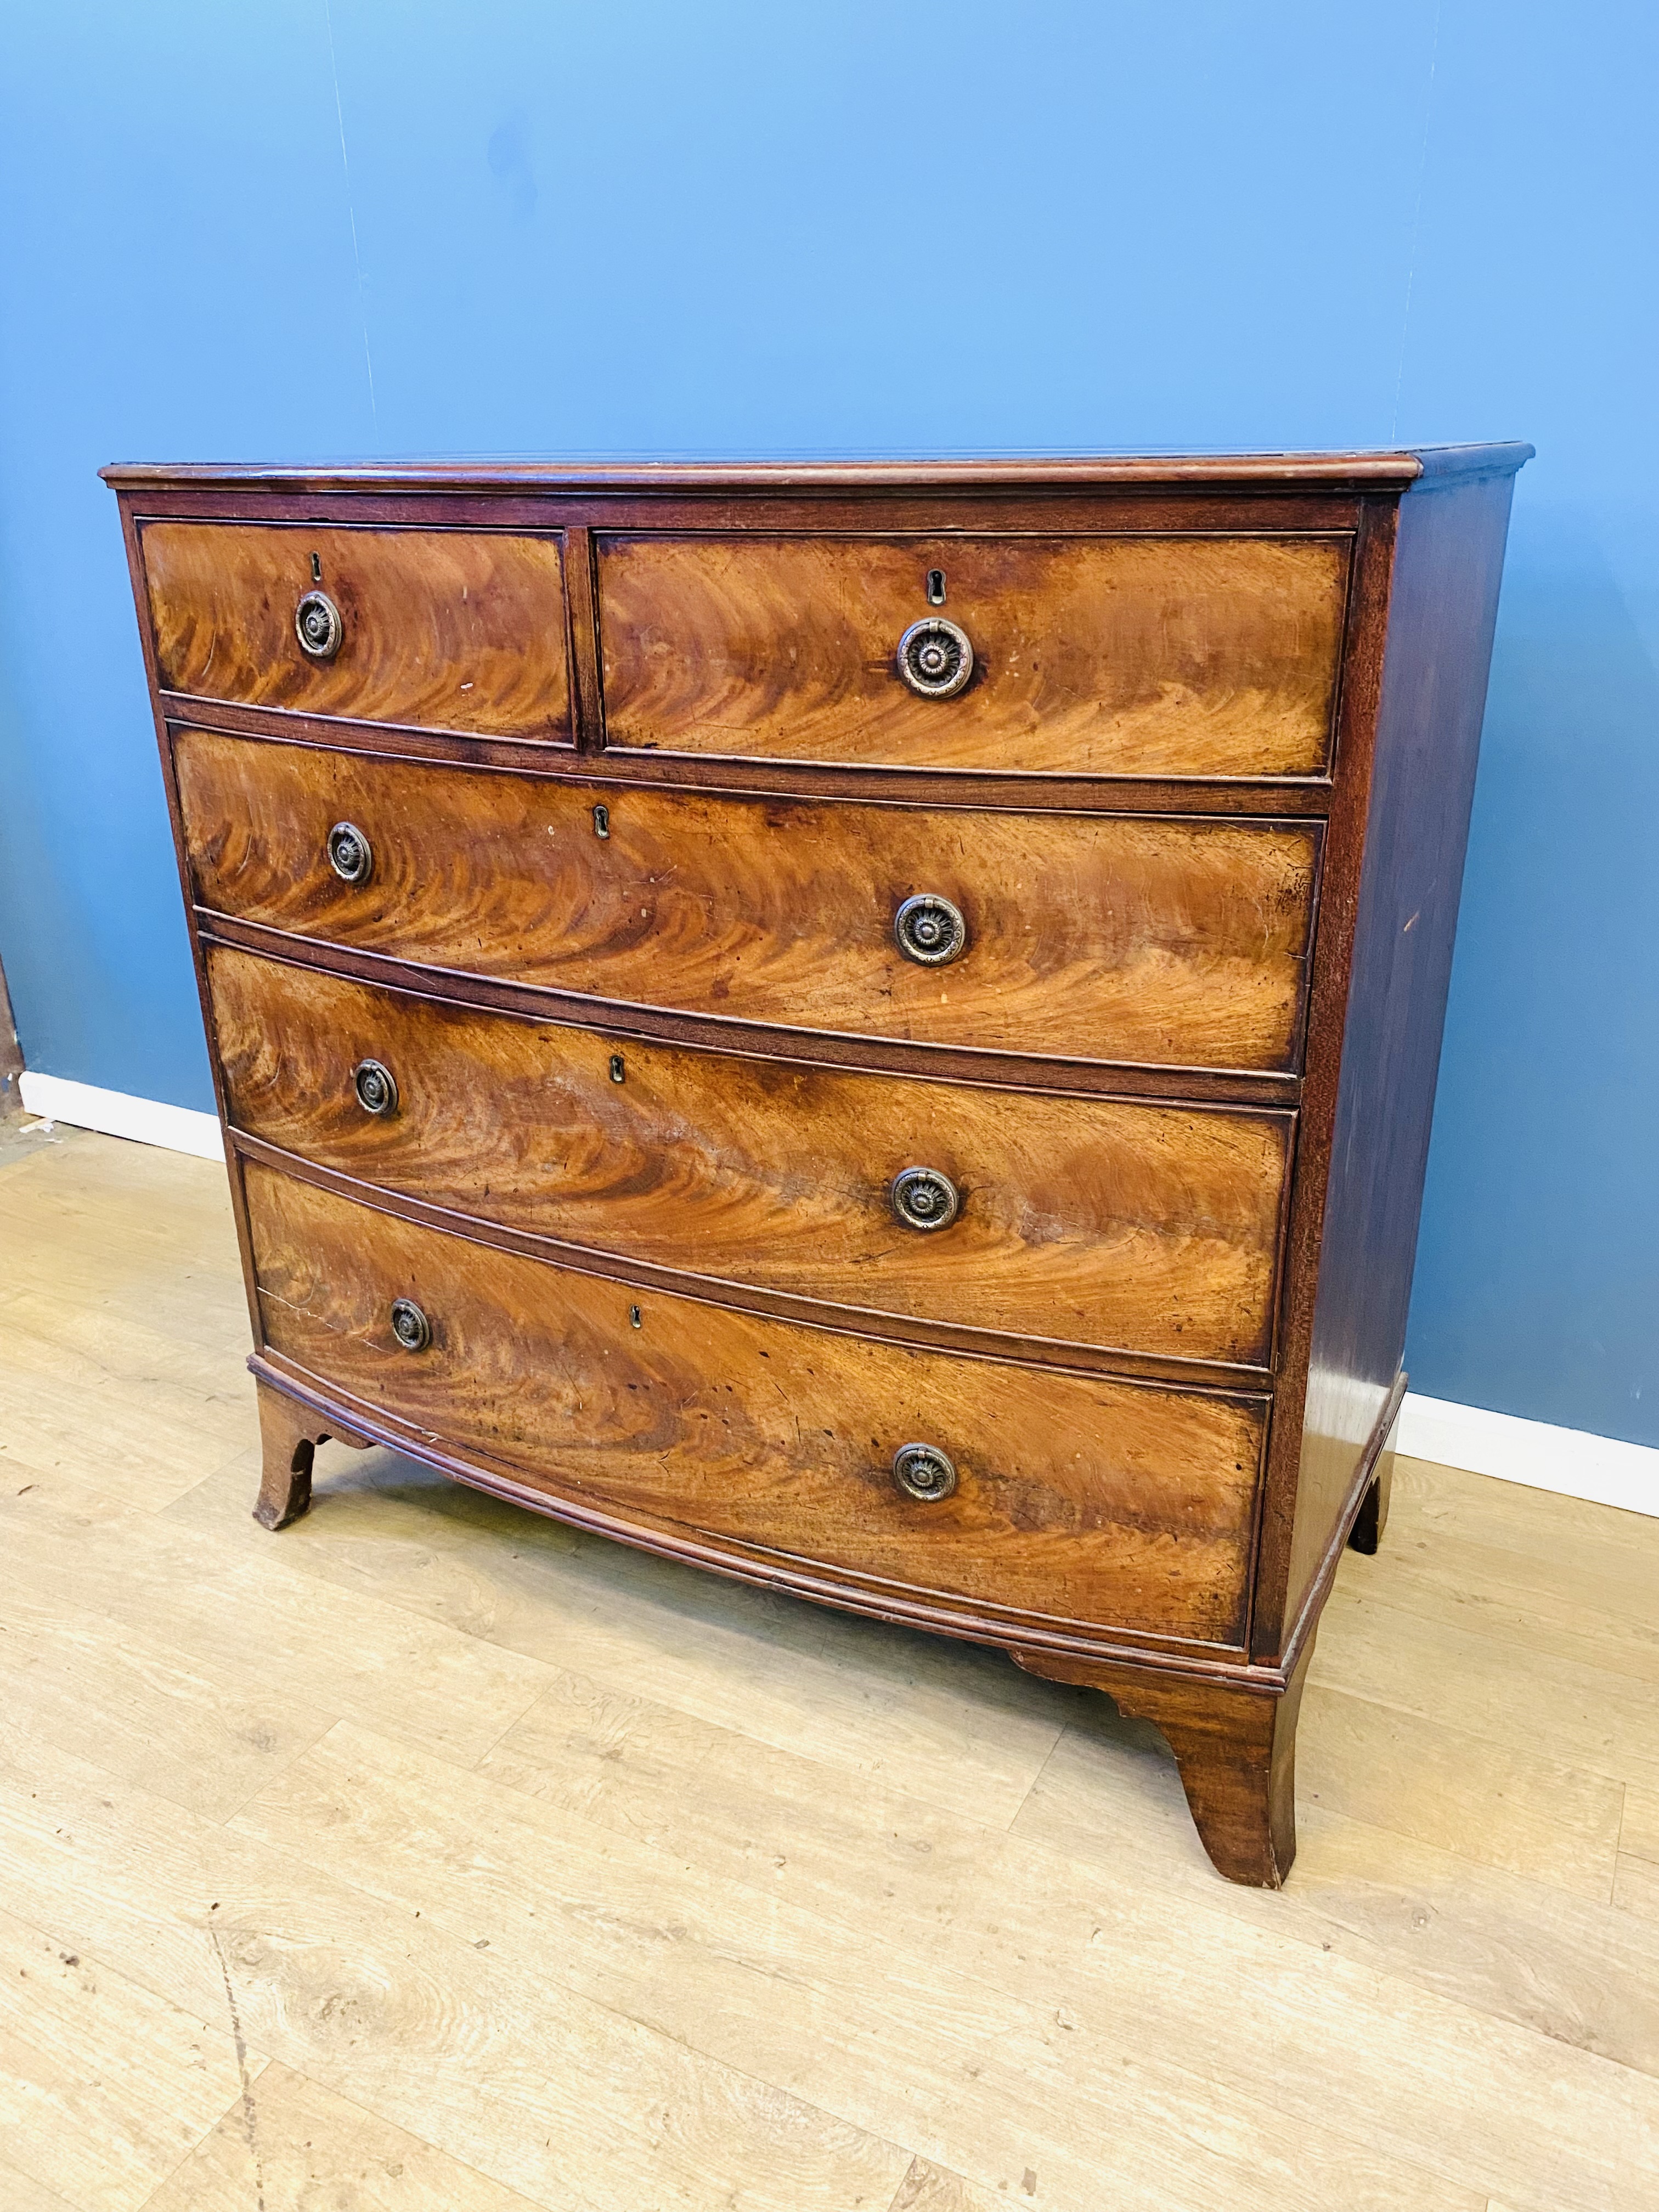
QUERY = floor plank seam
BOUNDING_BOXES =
[458,1674,573,1776]
[180,1711,349,1830]
[236,1502,1063,1831]
[881,2157,918,2212]
[1303,1666,1652,1814]
[205,1754,936,2196]
[1000,1717,1069,1833]
[1328,1566,1659,1673]
[1610,1783,1632,1907]
[1325,1577,1659,1673]
[149,1447,257,1522]
[286,2068,563,2212]
[230,1720,1591,2211]
[131,2074,262,2212]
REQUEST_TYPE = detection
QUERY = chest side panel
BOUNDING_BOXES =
[1279,473,1520,1643]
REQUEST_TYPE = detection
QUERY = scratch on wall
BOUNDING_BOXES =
[321,0,379,436]
[1391,0,1443,442]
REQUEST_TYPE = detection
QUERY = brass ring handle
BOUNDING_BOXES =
[897,616,973,699]
[890,1166,960,1232]
[296,589,343,659]
[893,1442,957,1502]
[327,822,373,884]
[390,1298,431,1352]
[353,1059,398,1116]
[894,893,966,967]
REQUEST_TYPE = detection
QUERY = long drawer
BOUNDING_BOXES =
[176,730,1321,1075]
[210,946,1292,1368]
[596,533,1349,775]
[245,1163,1265,1645]
[139,521,572,740]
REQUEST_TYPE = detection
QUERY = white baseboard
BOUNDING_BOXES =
[18,1071,224,1162]
[15,1070,1658,1520]
[1399,1391,1658,1519]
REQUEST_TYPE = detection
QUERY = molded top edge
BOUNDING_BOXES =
[100,444,1533,495]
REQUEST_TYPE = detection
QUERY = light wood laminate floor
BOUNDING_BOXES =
[1,1126,1657,2212]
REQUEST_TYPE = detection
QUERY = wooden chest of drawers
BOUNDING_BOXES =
[106,447,1529,1886]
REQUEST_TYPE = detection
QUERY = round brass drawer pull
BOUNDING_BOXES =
[327,821,373,884]
[390,1298,431,1353]
[894,892,966,967]
[353,1058,398,1116]
[296,589,343,659]
[893,1442,957,1503]
[897,616,973,699]
[890,1165,960,1232]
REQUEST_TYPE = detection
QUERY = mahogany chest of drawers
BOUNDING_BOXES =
[106,447,1529,1886]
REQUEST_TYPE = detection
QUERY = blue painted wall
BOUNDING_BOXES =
[1,2,1654,1445]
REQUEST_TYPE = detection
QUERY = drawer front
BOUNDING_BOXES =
[245,1163,1263,1644]
[596,534,1348,775]
[177,730,1320,1074]
[140,521,572,740]
[211,947,1291,1368]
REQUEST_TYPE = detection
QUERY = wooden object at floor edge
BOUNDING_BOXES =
[254,1379,369,1531]
[0,950,24,1119]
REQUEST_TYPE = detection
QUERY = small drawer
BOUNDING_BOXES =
[139,520,572,740]
[245,1163,1264,1646]
[596,533,1348,776]
[177,730,1321,1076]
[210,946,1293,1368]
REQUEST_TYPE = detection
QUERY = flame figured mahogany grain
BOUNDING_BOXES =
[209,946,1293,1368]
[596,533,1349,775]
[244,1163,1265,1646]
[174,730,1321,1074]
[141,521,572,740]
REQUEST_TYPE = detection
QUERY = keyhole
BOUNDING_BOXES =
[311,551,323,583]
[609,1053,625,1084]
[629,1304,642,1329]
[926,568,946,605]
[592,803,610,839]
